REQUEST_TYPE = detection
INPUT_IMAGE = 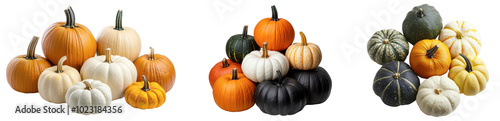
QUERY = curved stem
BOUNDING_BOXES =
[453,29,463,39]
[114,10,124,30]
[26,36,39,59]
[61,6,78,28]
[261,42,269,58]
[276,70,283,86]
[231,68,238,80]
[83,81,93,90]
[242,25,248,38]
[104,48,113,63]
[460,53,473,72]
[149,47,156,60]
[426,45,439,58]
[434,88,442,95]
[56,56,67,73]
[271,5,279,21]
[417,8,424,18]
[300,31,308,46]
[141,75,150,91]
[222,58,229,68]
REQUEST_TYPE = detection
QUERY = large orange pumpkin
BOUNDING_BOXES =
[134,47,176,92]
[42,6,96,70]
[254,5,294,51]
[208,58,242,88]
[410,39,451,78]
[213,68,255,112]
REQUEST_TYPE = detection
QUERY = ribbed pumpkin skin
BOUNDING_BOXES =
[367,29,409,65]
[439,21,481,59]
[97,26,141,61]
[402,4,443,45]
[125,77,166,109]
[255,75,307,115]
[7,55,51,93]
[287,67,331,104]
[226,26,260,63]
[38,56,82,103]
[416,76,460,117]
[213,72,255,112]
[285,32,322,70]
[134,53,176,92]
[448,54,489,96]
[254,6,294,51]
[409,39,451,78]
[208,59,242,88]
[373,61,420,106]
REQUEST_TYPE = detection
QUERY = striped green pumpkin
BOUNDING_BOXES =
[226,25,260,63]
[373,61,420,106]
[367,29,409,65]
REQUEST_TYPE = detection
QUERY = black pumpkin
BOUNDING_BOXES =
[287,67,331,104]
[373,61,420,106]
[255,70,307,115]
[367,29,409,65]
[402,4,442,45]
[226,25,260,63]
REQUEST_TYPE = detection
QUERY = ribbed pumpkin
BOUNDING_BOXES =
[373,61,420,106]
[125,75,166,109]
[97,10,141,61]
[7,36,52,93]
[285,31,322,70]
[402,4,443,45]
[213,68,255,112]
[287,66,331,104]
[241,42,289,83]
[38,56,81,103]
[409,39,451,78]
[208,58,242,88]
[134,47,176,92]
[254,5,294,51]
[439,21,481,59]
[42,6,96,70]
[416,76,460,117]
[225,25,260,63]
[65,79,112,115]
[367,29,409,65]
[449,54,489,96]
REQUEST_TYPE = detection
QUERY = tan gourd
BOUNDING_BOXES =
[97,10,141,61]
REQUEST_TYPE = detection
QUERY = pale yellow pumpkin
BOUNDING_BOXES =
[97,10,141,61]
[449,53,488,96]
[285,31,322,70]
[38,56,81,103]
[439,21,481,59]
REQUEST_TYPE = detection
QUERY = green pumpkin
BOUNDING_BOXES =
[226,25,260,63]
[402,4,443,45]
[367,29,409,65]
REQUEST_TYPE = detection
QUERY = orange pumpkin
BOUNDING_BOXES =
[213,68,255,112]
[208,58,242,88]
[254,5,294,51]
[7,36,52,93]
[134,47,176,92]
[125,75,166,109]
[410,39,451,78]
[42,6,96,70]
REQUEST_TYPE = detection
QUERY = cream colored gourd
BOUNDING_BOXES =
[38,56,81,103]
[449,53,489,96]
[242,42,289,83]
[285,31,322,70]
[439,21,481,59]
[80,48,137,100]
[65,79,111,114]
[416,76,460,117]
[97,10,141,61]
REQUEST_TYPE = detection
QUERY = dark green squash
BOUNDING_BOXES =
[287,66,331,105]
[373,61,420,107]
[226,25,260,63]
[402,4,442,45]
[367,29,409,65]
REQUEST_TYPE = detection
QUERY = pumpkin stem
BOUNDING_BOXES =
[261,42,269,58]
[393,73,400,79]
[149,47,156,60]
[426,45,439,58]
[62,6,78,28]
[56,56,67,73]
[453,29,463,39]
[114,9,124,30]
[271,5,279,21]
[417,8,424,18]
[104,48,113,63]
[83,81,93,90]
[276,70,283,86]
[231,68,238,80]
[383,39,389,44]
[434,88,442,94]
[460,53,473,72]
[141,75,150,91]
[222,58,229,68]
[26,36,39,60]
[300,31,308,46]
[242,25,248,38]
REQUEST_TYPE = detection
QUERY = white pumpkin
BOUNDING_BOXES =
[439,21,481,59]
[66,79,112,114]
[416,76,460,117]
[38,56,81,103]
[97,10,141,61]
[80,48,137,100]
[242,42,289,83]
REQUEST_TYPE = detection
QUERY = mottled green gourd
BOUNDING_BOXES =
[226,25,260,63]
[402,4,443,45]
[367,29,409,65]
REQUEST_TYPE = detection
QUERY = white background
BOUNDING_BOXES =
[0,0,498,121]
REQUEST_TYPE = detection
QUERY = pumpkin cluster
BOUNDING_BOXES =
[367,4,488,117]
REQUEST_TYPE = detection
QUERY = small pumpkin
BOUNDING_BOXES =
[80,48,137,100]
[42,6,96,70]
[255,70,307,115]
[213,68,255,112]
[409,39,451,78]
[38,56,81,103]
[402,4,443,45]
[242,42,289,83]
[7,36,52,93]
[225,25,260,63]
[65,79,112,114]
[134,47,176,92]
[285,31,322,70]
[373,61,420,106]
[125,75,166,109]
[287,66,331,104]
[449,54,489,96]
[254,5,294,51]
[97,10,141,61]
[208,58,242,88]
[439,21,481,59]
[416,76,460,117]
[367,29,409,65]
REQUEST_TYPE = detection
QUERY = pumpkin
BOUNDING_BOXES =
[80,48,137,100]
[97,10,141,61]
[255,70,307,115]
[402,4,443,45]
[208,58,242,88]
[241,42,289,83]
[373,61,420,106]
[409,39,451,78]
[7,36,52,93]
[38,56,81,103]
[225,25,260,63]
[439,21,481,59]
[125,75,166,109]
[213,68,255,112]
[285,31,322,70]
[287,66,331,104]
[254,5,294,51]
[134,47,176,92]
[42,6,96,70]
[65,79,112,114]
[416,76,460,117]
[367,29,409,65]
[449,54,489,96]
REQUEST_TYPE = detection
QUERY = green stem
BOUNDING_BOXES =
[141,75,150,91]
[114,10,124,30]
[61,6,78,28]
[271,5,279,21]
[460,53,473,72]
[426,45,439,58]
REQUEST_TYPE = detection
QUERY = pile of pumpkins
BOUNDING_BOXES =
[367,4,488,117]
[6,7,176,114]
[208,5,332,115]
